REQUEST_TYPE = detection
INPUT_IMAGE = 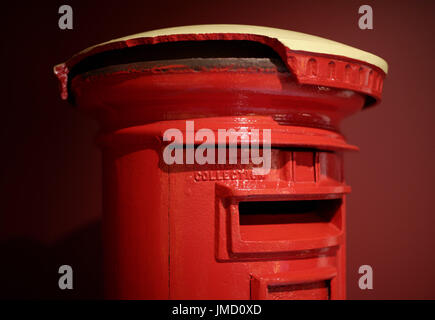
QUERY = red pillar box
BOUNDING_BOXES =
[54,25,387,300]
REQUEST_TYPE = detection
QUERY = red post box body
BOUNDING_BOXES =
[55,25,387,299]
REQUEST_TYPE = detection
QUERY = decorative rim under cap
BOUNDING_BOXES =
[54,24,388,106]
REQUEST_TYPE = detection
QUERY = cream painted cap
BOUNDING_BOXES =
[77,24,388,74]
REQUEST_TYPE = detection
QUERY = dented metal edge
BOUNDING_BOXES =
[54,25,388,105]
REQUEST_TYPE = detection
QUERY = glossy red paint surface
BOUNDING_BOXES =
[56,33,386,300]
[55,32,385,104]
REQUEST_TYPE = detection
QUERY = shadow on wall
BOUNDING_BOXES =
[0,220,103,299]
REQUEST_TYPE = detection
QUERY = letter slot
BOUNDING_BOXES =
[222,197,344,257]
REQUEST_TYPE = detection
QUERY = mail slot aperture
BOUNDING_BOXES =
[238,199,342,242]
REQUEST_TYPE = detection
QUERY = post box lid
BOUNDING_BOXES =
[55,24,388,103]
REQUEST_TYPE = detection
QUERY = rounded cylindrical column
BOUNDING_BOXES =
[55,25,387,300]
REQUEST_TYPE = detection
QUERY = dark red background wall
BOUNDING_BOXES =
[1,0,434,299]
